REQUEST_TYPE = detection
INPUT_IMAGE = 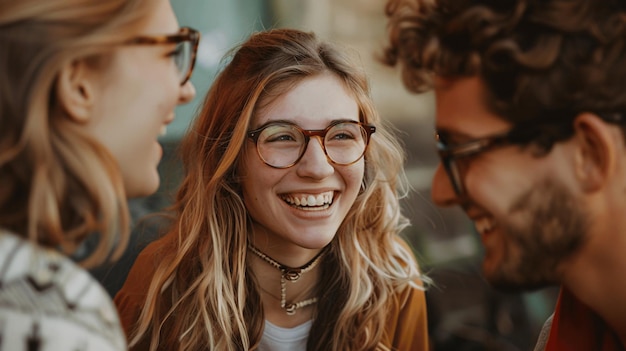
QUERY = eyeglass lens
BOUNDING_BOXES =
[174,40,192,84]
[256,122,369,168]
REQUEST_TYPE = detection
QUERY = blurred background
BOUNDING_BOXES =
[92,1,559,350]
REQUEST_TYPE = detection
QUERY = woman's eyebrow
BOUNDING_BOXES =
[255,117,358,130]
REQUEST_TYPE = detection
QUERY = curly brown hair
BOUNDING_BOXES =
[384,0,626,150]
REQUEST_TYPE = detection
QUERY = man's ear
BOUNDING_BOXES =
[55,59,96,123]
[572,112,619,192]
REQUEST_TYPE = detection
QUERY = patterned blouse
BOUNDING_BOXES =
[0,230,126,351]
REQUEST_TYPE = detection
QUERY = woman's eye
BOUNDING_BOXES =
[330,132,354,140]
[267,133,297,142]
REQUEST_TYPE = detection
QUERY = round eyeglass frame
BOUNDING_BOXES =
[247,120,377,169]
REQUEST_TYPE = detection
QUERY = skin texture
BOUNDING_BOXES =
[77,0,196,198]
[431,77,589,291]
[240,72,364,266]
[428,77,626,346]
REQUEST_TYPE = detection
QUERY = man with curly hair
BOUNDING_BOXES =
[383,0,626,350]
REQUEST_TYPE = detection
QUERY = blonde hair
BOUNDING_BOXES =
[133,28,424,350]
[0,0,153,267]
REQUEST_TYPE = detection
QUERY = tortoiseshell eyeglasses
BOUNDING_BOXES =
[125,26,200,85]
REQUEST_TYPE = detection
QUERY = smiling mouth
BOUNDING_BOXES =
[280,191,334,211]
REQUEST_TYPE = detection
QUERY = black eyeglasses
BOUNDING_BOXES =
[247,120,376,169]
[125,26,200,85]
[436,112,626,196]
[436,129,518,196]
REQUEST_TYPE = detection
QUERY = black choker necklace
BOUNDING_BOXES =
[247,244,325,315]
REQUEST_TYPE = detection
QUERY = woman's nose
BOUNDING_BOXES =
[295,137,335,179]
[178,80,196,104]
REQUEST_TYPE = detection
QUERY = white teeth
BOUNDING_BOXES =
[282,191,334,208]
[316,195,324,205]
[475,218,496,234]
[159,125,167,137]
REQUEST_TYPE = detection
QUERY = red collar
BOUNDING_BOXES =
[546,288,624,351]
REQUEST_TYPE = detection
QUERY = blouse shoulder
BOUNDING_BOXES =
[0,230,127,350]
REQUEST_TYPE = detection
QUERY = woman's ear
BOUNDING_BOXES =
[56,59,96,123]
[572,112,619,192]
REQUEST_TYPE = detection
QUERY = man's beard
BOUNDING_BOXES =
[484,179,589,292]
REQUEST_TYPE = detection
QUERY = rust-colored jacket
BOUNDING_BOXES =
[114,235,429,350]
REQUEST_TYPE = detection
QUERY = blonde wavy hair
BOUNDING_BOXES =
[0,0,153,267]
[384,0,626,150]
[132,28,424,350]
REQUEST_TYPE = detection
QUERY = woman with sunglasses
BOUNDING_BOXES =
[115,28,429,351]
[0,0,197,349]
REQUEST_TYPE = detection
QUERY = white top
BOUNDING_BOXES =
[0,230,126,351]
[533,314,553,351]
[258,320,313,351]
